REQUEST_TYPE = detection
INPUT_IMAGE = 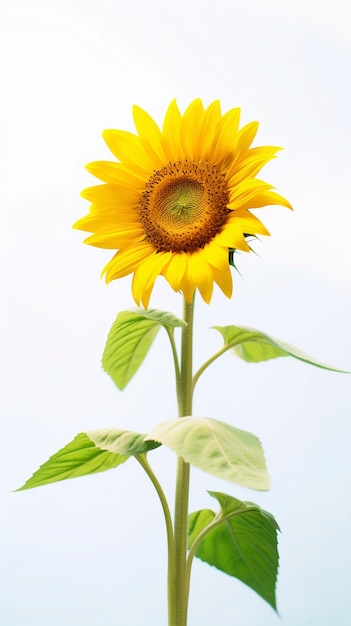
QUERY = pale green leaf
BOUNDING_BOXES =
[188,491,279,610]
[17,429,160,491]
[87,427,160,455]
[130,309,186,328]
[102,309,185,390]
[147,417,269,490]
[214,325,347,371]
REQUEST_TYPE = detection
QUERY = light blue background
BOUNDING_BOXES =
[1,1,350,624]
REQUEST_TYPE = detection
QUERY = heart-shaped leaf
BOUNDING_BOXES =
[147,417,269,490]
[188,491,279,610]
[102,309,186,389]
[17,428,160,490]
[214,325,347,371]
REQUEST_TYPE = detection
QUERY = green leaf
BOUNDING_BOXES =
[17,428,160,491]
[188,491,279,610]
[128,309,187,328]
[87,427,161,455]
[214,325,347,371]
[102,309,186,389]
[188,508,216,547]
[147,417,269,490]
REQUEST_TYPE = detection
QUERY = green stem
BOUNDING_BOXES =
[178,298,194,417]
[194,328,285,391]
[192,343,234,391]
[166,327,182,402]
[186,512,222,584]
[168,296,195,626]
[135,454,176,610]
[193,336,252,392]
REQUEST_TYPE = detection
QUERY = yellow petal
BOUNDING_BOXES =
[73,209,140,235]
[202,240,229,269]
[235,121,259,154]
[84,225,145,249]
[102,241,155,282]
[102,130,154,173]
[202,240,233,297]
[229,183,293,211]
[86,161,146,186]
[162,99,184,160]
[180,99,205,159]
[184,250,214,304]
[194,100,221,160]
[226,146,281,184]
[81,184,140,207]
[212,259,233,298]
[162,252,187,292]
[225,210,271,236]
[132,251,172,307]
[215,226,251,251]
[133,105,167,168]
[228,178,272,206]
[209,107,241,166]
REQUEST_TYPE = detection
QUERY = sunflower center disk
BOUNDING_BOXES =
[139,160,229,252]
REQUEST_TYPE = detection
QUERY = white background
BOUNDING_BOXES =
[1,1,350,624]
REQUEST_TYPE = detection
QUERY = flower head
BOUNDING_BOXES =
[74,99,292,307]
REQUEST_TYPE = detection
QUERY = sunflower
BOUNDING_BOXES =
[74,99,292,307]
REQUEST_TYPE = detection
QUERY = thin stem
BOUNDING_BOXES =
[187,506,250,586]
[135,454,176,608]
[168,296,195,626]
[192,343,234,391]
[186,512,222,584]
[194,328,275,391]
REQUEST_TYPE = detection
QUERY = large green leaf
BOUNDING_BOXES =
[214,325,347,371]
[17,428,160,491]
[102,309,186,389]
[188,491,279,610]
[147,417,269,490]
